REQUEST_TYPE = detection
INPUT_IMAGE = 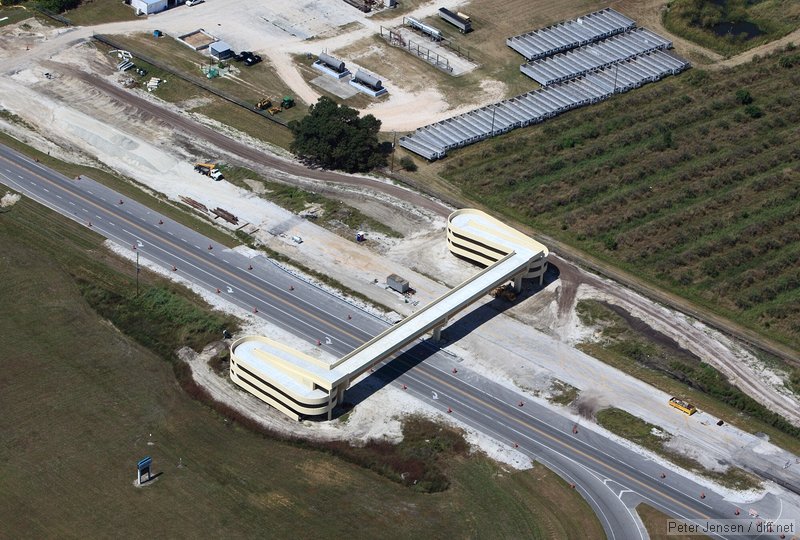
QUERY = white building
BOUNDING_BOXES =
[131,0,168,16]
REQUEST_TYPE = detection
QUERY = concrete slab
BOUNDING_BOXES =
[311,74,358,99]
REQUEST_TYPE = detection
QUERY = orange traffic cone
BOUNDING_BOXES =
[447,407,452,414]
[172,265,177,271]
[253,306,258,313]
[158,219,163,225]
[518,401,524,407]
[248,264,253,270]
[208,244,213,250]
[402,384,407,390]
[216,288,221,294]
[452,368,458,374]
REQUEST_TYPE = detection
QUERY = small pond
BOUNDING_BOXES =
[711,20,765,38]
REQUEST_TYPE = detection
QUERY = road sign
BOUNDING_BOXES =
[137,456,152,485]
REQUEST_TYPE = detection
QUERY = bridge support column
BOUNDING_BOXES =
[513,274,523,293]
[432,326,442,342]
[327,391,334,421]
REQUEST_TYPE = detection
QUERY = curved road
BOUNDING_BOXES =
[2,143,790,540]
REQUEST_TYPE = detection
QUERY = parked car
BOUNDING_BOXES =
[186,0,204,6]
[244,54,262,66]
[234,51,252,62]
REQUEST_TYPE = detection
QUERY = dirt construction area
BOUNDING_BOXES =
[1,0,800,509]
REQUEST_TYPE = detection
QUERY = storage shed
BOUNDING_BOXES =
[131,0,167,15]
[387,274,410,293]
[209,41,233,60]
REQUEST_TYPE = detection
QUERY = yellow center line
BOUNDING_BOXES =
[419,365,712,520]
[5,155,713,520]
[4,155,365,343]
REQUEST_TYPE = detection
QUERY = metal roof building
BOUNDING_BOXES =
[521,28,672,86]
[399,50,689,161]
[507,8,635,61]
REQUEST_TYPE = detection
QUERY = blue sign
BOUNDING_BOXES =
[137,457,152,471]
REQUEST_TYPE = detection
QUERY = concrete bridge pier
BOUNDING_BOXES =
[513,274,524,293]
[432,316,449,342]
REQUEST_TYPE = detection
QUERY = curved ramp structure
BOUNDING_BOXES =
[231,209,548,420]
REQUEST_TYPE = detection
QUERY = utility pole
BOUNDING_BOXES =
[390,130,397,172]
[136,251,140,296]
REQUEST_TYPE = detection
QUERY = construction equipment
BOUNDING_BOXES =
[268,106,282,115]
[255,98,272,110]
[194,162,224,181]
[668,397,697,415]
[490,284,517,302]
[281,96,295,109]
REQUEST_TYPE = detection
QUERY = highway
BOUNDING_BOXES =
[0,142,789,540]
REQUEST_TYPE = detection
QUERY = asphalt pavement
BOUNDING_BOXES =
[1,142,794,540]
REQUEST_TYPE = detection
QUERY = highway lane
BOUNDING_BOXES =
[0,143,785,539]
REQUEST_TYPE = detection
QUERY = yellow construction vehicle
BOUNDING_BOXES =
[194,162,224,181]
[255,98,272,110]
[668,397,697,415]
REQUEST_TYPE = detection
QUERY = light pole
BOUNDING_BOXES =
[390,130,397,172]
[136,251,140,296]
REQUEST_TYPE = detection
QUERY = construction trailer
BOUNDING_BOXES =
[387,274,410,293]
[209,41,233,60]
[438,7,472,33]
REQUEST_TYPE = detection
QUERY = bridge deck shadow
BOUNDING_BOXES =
[334,264,561,417]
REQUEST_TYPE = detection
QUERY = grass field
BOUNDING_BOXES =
[638,504,710,539]
[429,47,800,351]
[0,192,604,539]
[663,0,800,57]
[221,164,402,238]
[577,299,800,456]
[105,33,306,120]
[63,0,138,25]
[595,409,761,490]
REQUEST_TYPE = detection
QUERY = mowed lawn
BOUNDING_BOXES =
[0,196,603,539]
[433,48,800,350]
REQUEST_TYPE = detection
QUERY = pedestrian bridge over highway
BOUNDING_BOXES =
[230,209,548,420]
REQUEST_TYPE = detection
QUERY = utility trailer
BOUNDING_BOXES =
[438,7,472,33]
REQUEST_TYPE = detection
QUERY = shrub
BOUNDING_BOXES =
[735,89,753,105]
[399,155,417,172]
[744,105,764,118]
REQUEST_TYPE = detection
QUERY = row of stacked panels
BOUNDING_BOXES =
[507,8,635,61]
[521,27,672,86]
[398,51,688,160]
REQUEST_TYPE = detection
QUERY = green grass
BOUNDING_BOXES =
[596,409,761,491]
[434,48,800,351]
[0,194,603,538]
[63,0,138,25]
[0,4,42,27]
[548,380,580,406]
[222,164,402,238]
[663,0,800,57]
[638,504,711,540]
[577,300,800,455]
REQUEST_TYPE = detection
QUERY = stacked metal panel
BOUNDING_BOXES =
[521,28,672,86]
[507,8,635,61]
[398,51,689,160]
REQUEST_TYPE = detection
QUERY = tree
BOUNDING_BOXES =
[38,0,81,13]
[289,97,387,173]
